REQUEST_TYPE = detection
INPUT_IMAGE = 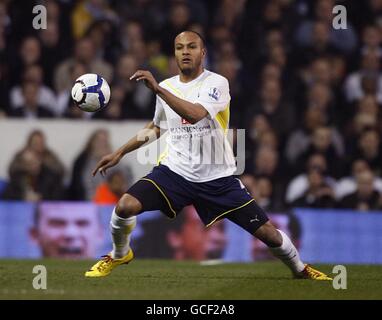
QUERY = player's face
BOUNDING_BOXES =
[32,204,102,258]
[174,33,205,74]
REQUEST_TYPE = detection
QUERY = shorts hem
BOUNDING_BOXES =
[205,198,255,228]
[139,178,177,219]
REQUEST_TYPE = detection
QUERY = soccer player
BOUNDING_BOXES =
[85,31,331,280]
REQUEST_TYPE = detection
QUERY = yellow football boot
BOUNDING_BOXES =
[295,264,333,281]
[85,249,134,277]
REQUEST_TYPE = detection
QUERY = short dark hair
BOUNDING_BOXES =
[176,30,206,48]
[33,203,102,227]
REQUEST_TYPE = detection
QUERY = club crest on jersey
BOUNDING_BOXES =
[208,87,221,101]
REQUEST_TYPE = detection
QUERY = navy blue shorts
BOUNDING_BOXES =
[127,165,269,234]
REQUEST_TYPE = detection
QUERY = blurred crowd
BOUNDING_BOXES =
[1,0,382,211]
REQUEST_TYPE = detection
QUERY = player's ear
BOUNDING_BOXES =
[201,47,206,58]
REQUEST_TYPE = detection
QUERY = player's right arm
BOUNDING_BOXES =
[92,121,161,177]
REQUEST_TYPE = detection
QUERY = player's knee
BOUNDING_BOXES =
[115,194,142,218]
[254,222,282,248]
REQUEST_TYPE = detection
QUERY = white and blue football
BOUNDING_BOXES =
[71,73,111,112]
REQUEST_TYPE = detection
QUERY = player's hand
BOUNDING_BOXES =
[92,153,122,177]
[130,70,159,93]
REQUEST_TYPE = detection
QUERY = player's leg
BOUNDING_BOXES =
[224,202,303,274]
[225,202,332,280]
[109,175,176,259]
[85,179,169,277]
[253,220,306,275]
[109,193,142,260]
[109,164,196,264]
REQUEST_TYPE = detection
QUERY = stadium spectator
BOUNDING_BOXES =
[286,107,344,166]
[2,149,64,201]
[112,53,155,119]
[38,21,65,88]
[344,49,382,104]
[93,170,129,205]
[294,126,344,178]
[68,129,112,200]
[145,38,170,81]
[113,0,166,34]
[120,20,144,54]
[71,0,118,40]
[54,37,113,93]
[295,0,357,53]
[350,128,382,176]
[9,65,56,115]
[335,159,382,200]
[214,0,246,31]
[364,0,382,27]
[10,130,65,179]
[257,129,279,151]
[285,108,326,165]
[10,36,42,86]
[286,153,336,205]
[260,63,282,86]
[292,168,336,208]
[294,20,339,67]
[268,44,288,70]
[306,83,336,123]
[253,175,278,212]
[209,24,233,50]
[85,20,118,63]
[249,78,296,139]
[160,2,192,56]
[254,146,279,178]
[253,145,285,209]
[344,112,379,158]
[247,114,272,143]
[329,55,347,88]
[360,25,382,56]
[357,95,380,118]
[338,170,382,211]
[8,82,54,118]
[300,58,333,93]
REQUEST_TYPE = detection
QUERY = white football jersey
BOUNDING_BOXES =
[153,69,236,182]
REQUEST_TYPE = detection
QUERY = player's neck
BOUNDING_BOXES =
[179,67,204,83]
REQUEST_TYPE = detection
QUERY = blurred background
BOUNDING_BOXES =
[0,0,382,264]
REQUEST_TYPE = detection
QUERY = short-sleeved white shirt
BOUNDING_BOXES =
[153,69,236,182]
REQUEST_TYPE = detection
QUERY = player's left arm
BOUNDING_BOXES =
[130,70,208,124]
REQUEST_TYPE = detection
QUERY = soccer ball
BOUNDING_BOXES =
[71,73,111,112]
